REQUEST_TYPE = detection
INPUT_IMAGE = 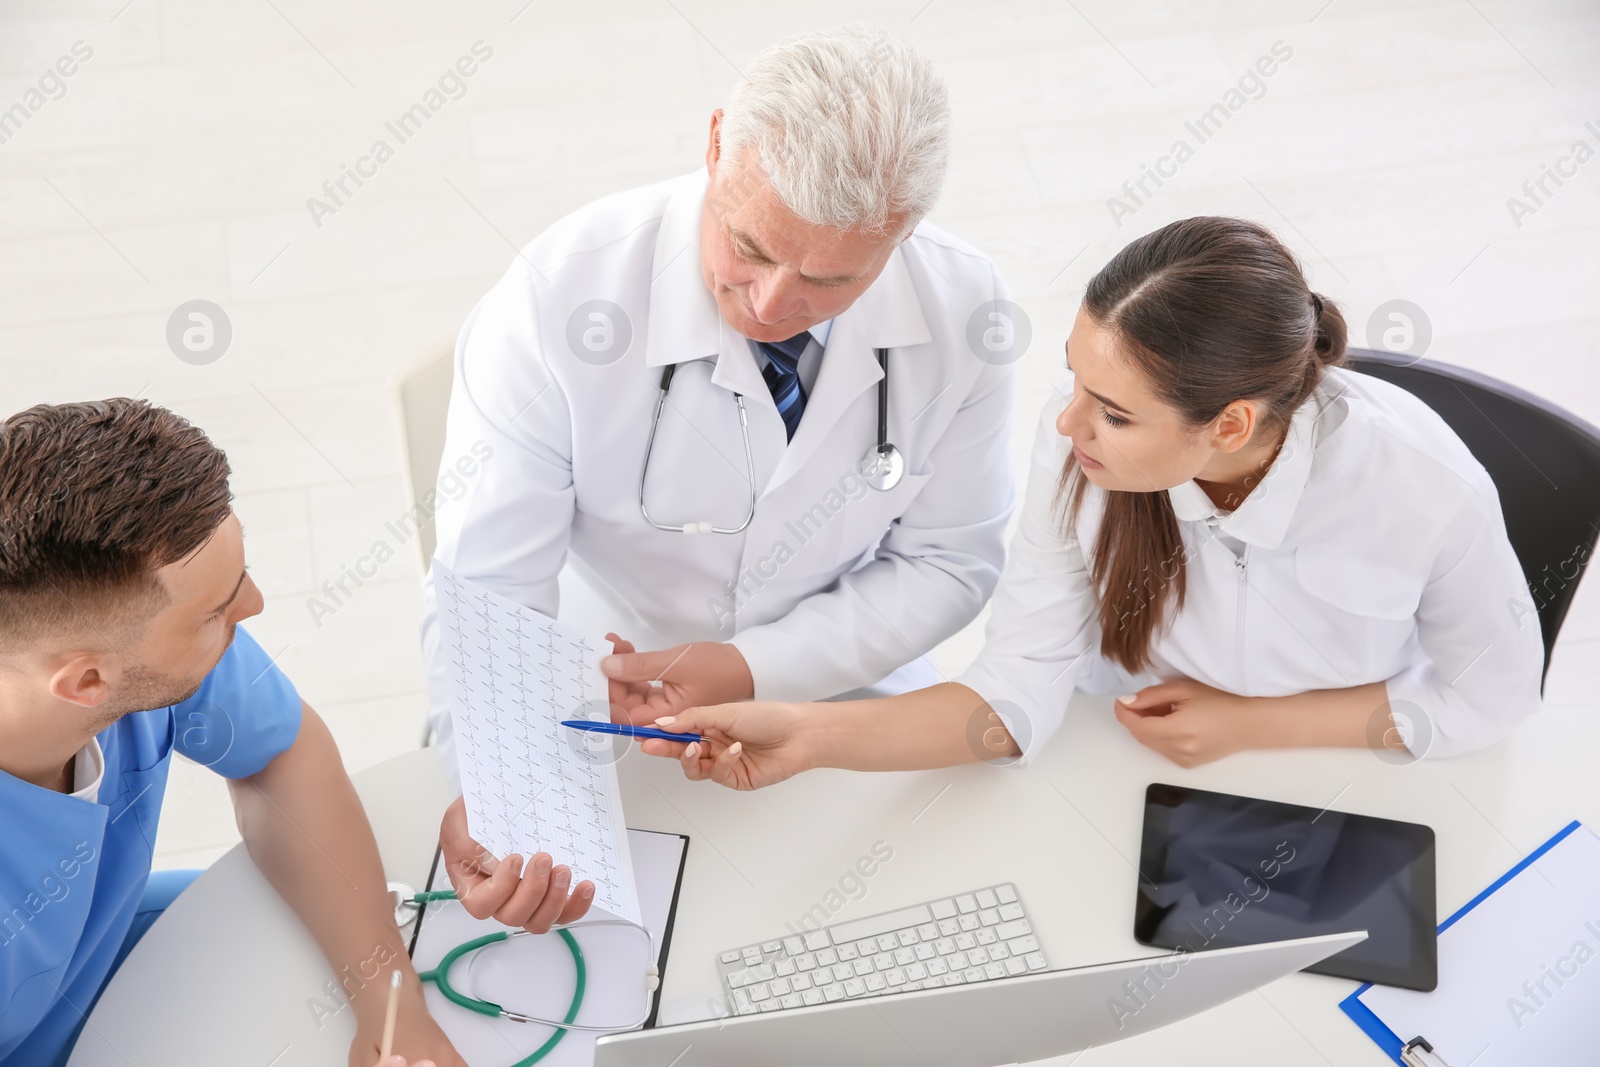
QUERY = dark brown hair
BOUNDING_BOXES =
[0,399,233,644]
[1061,216,1347,671]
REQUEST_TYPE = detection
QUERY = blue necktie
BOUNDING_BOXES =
[755,331,812,441]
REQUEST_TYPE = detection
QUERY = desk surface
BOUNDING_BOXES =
[67,693,1600,1066]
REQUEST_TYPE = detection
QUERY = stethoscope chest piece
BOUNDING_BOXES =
[860,443,904,491]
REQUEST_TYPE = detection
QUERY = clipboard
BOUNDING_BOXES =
[406,828,689,1064]
[1339,820,1595,1066]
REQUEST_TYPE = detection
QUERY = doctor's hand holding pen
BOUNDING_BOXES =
[437,796,596,933]
[600,636,756,725]
[637,683,1025,790]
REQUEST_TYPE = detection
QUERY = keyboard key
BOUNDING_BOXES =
[828,905,935,947]
[1025,952,1046,971]
[742,947,761,966]
[795,953,816,971]
[995,884,1017,904]
[935,938,957,955]
[978,908,1000,926]
[762,941,781,954]
[844,978,866,997]
[988,943,1010,962]
[759,1000,779,1012]
[976,928,998,946]
[914,944,935,961]
[930,899,957,920]
[802,989,824,1006]
[995,919,1031,940]
[928,958,948,976]
[804,931,829,951]
[976,888,998,909]
[916,923,938,940]
[837,944,858,962]
[783,936,804,956]
[792,972,812,991]
[937,919,959,936]
[749,963,775,981]
[877,934,897,953]
[771,977,791,996]
[733,989,752,1013]
[905,980,923,991]
[943,972,964,986]
[959,914,980,932]
[775,958,796,976]
[885,968,906,986]
[1007,935,1039,956]
[720,950,741,964]
[955,932,977,951]
[833,964,853,982]
[966,949,988,968]
[865,973,887,992]
[816,948,837,967]
[956,894,978,914]
[781,993,802,1009]
[852,958,873,977]
[894,947,915,966]
[963,967,985,983]
[1005,957,1027,976]
[897,929,917,947]
[906,962,928,981]
[873,952,894,970]
[750,985,770,1002]
[998,903,1024,922]
[822,983,845,1002]
[727,970,749,988]
[984,962,1006,980]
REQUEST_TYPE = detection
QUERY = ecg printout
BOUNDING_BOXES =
[434,560,640,925]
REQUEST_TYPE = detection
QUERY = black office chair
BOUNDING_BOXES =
[1343,347,1600,686]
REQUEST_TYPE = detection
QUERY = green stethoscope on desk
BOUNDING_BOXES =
[390,883,658,1067]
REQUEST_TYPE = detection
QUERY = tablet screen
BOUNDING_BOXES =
[1135,783,1437,991]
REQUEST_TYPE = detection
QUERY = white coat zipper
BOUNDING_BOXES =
[1234,549,1250,691]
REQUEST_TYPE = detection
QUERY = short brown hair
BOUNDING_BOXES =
[0,399,233,645]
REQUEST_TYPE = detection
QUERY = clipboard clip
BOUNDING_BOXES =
[1401,1036,1452,1067]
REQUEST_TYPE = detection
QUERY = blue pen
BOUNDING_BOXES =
[560,719,703,744]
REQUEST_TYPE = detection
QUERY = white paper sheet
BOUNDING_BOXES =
[412,830,688,1067]
[1360,824,1600,1066]
[434,560,639,925]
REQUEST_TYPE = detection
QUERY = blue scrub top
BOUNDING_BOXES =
[0,625,302,1066]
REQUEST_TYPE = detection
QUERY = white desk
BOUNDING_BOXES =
[67,693,1600,1066]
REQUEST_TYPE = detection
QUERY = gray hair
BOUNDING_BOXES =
[718,25,951,236]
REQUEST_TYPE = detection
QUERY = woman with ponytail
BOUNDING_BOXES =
[640,217,1544,785]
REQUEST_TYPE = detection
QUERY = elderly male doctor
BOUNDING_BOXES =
[421,27,1021,807]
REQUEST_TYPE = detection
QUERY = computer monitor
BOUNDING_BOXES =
[594,930,1364,1067]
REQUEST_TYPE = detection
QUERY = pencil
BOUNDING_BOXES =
[379,969,401,1061]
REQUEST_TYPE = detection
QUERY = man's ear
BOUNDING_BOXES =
[49,655,111,710]
[1210,399,1262,454]
[705,108,725,171]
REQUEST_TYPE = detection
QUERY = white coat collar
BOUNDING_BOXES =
[1166,381,1330,550]
[644,168,933,493]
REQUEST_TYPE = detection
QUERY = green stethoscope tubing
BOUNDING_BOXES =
[401,887,655,1067]
[415,924,585,1067]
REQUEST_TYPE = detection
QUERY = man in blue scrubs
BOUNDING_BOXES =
[0,400,587,1066]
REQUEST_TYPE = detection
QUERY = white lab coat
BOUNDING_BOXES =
[957,367,1545,761]
[422,168,1018,771]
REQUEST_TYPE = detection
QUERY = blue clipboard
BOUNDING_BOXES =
[1338,818,1584,1063]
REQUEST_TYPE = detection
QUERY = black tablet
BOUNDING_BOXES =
[1135,783,1437,991]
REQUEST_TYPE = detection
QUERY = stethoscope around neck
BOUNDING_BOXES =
[638,346,904,535]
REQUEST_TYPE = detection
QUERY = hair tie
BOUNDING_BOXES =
[1310,292,1323,318]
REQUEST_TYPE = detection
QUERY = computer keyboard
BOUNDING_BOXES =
[715,883,1047,1015]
